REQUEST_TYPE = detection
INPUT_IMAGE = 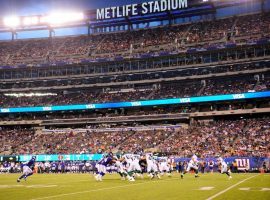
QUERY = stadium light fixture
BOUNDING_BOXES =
[3,16,20,28]
[23,16,39,26]
[40,11,84,25]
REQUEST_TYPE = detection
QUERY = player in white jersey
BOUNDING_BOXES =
[124,154,143,179]
[115,160,128,180]
[217,157,232,179]
[122,154,136,181]
[131,154,143,178]
[158,157,171,177]
[144,153,160,179]
[181,154,199,179]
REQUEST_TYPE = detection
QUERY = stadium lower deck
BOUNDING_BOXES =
[0,173,269,200]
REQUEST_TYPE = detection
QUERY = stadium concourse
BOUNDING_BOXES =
[0,0,270,199]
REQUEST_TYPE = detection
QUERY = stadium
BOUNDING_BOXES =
[0,0,269,199]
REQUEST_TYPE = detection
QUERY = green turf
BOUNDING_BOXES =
[0,173,269,200]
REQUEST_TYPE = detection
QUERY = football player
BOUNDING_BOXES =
[17,156,36,182]
[95,152,114,181]
[144,153,161,179]
[159,156,172,177]
[181,154,199,179]
[217,157,232,179]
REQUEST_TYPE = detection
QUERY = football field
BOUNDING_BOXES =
[0,173,269,200]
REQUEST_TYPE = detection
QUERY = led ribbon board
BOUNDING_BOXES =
[0,91,269,114]
[19,154,103,162]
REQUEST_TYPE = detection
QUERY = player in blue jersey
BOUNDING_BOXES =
[17,156,36,182]
[95,152,115,181]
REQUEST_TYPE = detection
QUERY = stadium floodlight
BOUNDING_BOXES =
[3,16,20,28]
[40,11,84,25]
[23,16,39,26]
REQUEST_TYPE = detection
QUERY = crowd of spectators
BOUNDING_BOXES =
[12,129,133,155]
[95,24,190,54]
[234,13,270,38]
[0,118,269,157]
[0,13,269,66]
[0,74,269,108]
[0,127,35,155]
[158,118,269,157]
[185,18,234,44]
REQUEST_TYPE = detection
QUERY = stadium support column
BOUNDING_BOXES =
[49,28,55,38]
[11,31,17,41]
[87,24,91,36]
[167,11,173,26]
[87,25,91,36]
[125,16,132,31]
[190,117,194,125]
[261,0,265,13]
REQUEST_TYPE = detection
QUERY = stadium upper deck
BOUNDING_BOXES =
[0,12,269,70]
[0,0,269,121]
[0,0,269,69]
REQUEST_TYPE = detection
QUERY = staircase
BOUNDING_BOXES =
[179,23,196,45]
[8,42,29,62]
[56,40,67,54]
[4,54,10,63]
[232,120,249,146]
[145,89,157,100]
[197,80,206,96]
[197,85,206,96]
[227,17,239,42]
[88,35,108,56]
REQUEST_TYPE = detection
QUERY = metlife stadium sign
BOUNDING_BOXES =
[96,0,188,20]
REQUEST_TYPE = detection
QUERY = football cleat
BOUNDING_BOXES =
[94,175,100,181]
[157,174,161,179]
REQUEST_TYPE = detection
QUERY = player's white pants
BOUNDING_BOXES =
[96,164,107,174]
[186,163,198,172]
[115,161,126,174]
[23,166,32,175]
[147,162,158,173]
[128,162,142,172]
[221,163,228,173]
[117,165,126,174]
[159,163,170,172]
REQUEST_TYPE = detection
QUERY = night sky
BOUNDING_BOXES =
[0,0,149,17]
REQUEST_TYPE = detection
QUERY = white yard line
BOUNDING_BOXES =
[205,175,258,200]
[31,177,178,200]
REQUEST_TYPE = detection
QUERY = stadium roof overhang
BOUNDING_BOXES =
[0,0,256,34]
